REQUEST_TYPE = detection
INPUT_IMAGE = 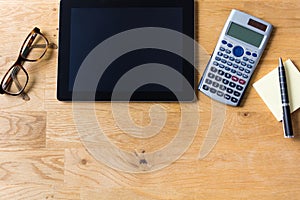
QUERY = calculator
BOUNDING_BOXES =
[198,9,273,106]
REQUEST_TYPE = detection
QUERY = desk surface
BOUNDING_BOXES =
[1,0,300,199]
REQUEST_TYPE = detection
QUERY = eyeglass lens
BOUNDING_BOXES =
[2,65,28,95]
[21,33,48,61]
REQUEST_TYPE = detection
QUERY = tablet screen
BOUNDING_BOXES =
[70,8,183,91]
[57,0,195,101]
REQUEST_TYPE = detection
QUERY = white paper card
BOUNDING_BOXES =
[253,59,300,121]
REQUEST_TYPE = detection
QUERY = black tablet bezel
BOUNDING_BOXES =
[57,0,195,101]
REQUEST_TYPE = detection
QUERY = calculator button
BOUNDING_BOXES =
[224,94,231,100]
[225,73,232,79]
[252,53,258,57]
[213,61,219,66]
[210,88,217,94]
[246,51,251,56]
[233,64,239,69]
[203,85,209,91]
[223,54,229,59]
[231,97,238,103]
[227,62,232,66]
[223,79,229,85]
[245,69,251,74]
[234,91,241,97]
[215,57,221,61]
[226,50,232,54]
[241,62,247,66]
[220,47,225,51]
[232,76,239,82]
[242,74,249,79]
[249,59,255,64]
[225,67,231,71]
[239,79,246,85]
[222,40,227,45]
[215,76,222,82]
[218,70,225,76]
[247,64,253,69]
[218,52,223,56]
[219,64,225,69]
[227,88,233,94]
[205,79,212,85]
[233,46,244,57]
[219,85,226,91]
[243,57,249,62]
[227,43,233,48]
[235,59,241,64]
[217,91,224,97]
[239,67,245,71]
[212,82,219,88]
[211,67,218,72]
[229,57,235,61]
[229,82,236,88]
[208,73,215,79]
[221,59,227,64]
[236,85,243,91]
[237,72,242,76]
[231,69,236,74]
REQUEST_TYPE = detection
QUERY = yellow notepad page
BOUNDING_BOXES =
[253,59,300,121]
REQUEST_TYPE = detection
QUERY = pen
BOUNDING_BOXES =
[278,58,294,138]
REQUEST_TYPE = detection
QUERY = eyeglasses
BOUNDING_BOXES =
[0,27,49,100]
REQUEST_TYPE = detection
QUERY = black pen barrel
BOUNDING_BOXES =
[278,58,294,138]
[279,66,289,104]
[283,105,294,138]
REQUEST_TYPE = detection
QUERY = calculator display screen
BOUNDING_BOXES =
[227,22,264,47]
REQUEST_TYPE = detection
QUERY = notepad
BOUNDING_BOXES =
[253,59,300,121]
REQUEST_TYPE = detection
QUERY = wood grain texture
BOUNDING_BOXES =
[0,0,300,199]
[0,111,46,149]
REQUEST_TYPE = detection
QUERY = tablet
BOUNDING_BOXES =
[57,0,195,101]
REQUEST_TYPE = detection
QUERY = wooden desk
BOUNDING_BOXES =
[0,0,300,199]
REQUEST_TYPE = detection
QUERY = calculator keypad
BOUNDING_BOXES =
[200,40,258,106]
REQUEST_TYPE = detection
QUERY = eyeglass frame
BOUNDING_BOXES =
[0,27,49,96]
